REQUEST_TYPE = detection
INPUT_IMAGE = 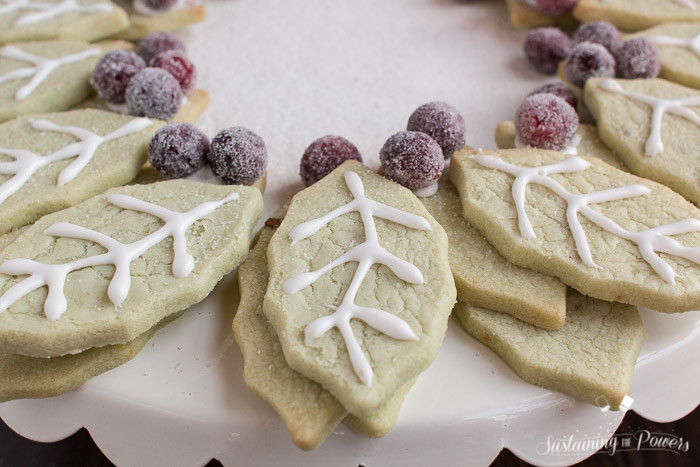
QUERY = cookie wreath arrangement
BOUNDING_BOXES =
[0,0,698,457]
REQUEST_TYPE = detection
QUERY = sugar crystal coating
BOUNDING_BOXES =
[209,127,267,185]
[615,38,660,79]
[136,32,187,64]
[379,131,444,190]
[126,67,183,120]
[535,0,578,17]
[515,94,578,151]
[148,123,209,178]
[300,135,362,186]
[564,41,615,88]
[573,21,621,55]
[524,27,572,75]
[90,50,146,104]
[151,50,197,94]
[407,101,466,158]
[529,82,577,109]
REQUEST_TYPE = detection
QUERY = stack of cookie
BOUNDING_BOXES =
[234,161,457,450]
[0,1,269,403]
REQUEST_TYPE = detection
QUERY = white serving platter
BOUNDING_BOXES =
[1,1,698,465]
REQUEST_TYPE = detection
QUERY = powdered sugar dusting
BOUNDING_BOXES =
[182,0,543,219]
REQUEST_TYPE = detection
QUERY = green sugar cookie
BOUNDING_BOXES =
[0,40,128,122]
[264,161,455,417]
[233,210,418,450]
[455,290,644,411]
[584,78,700,204]
[0,179,263,357]
[0,108,162,236]
[451,147,700,313]
[421,174,567,330]
[0,0,128,44]
[574,0,700,31]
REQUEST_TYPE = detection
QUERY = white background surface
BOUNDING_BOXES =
[1,1,699,466]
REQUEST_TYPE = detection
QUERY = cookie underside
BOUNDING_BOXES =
[455,290,644,410]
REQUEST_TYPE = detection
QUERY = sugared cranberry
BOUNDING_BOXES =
[150,50,196,94]
[379,131,444,190]
[208,127,267,185]
[90,50,145,104]
[534,0,578,17]
[136,0,177,12]
[615,38,660,79]
[524,27,572,75]
[148,123,209,178]
[515,94,578,151]
[300,135,362,186]
[529,82,577,109]
[136,32,187,64]
[564,42,616,88]
[573,21,621,55]
[126,67,183,120]
[406,101,466,159]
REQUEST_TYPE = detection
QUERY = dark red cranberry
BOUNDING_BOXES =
[137,0,177,12]
[407,101,466,159]
[148,123,209,178]
[136,32,187,64]
[151,50,196,94]
[90,50,146,104]
[564,41,616,88]
[535,0,578,17]
[208,127,267,185]
[379,131,444,190]
[515,94,578,151]
[529,82,577,109]
[300,135,362,186]
[126,67,183,120]
[573,21,622,55]
[524,27,572,75]
[615,38,660,79]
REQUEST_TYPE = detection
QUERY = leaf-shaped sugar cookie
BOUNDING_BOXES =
[451,147,700,313]
[264,160,455,417]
